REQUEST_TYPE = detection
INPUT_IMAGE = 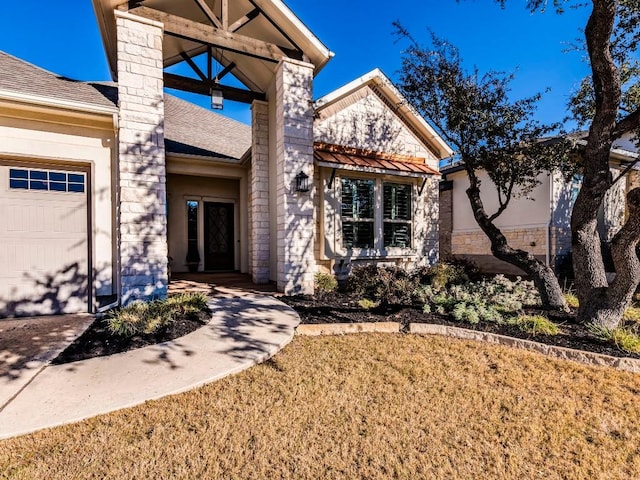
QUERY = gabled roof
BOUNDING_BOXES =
[314,142,440,177]
[92,0,333,92]
[0,50,117,113]
[87,82,251,160]
[314,69,454,160]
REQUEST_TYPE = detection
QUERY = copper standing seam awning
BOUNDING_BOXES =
[313,142,440,178]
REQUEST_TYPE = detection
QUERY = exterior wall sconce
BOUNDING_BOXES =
[211,85,224,110]
[295,171,309,192]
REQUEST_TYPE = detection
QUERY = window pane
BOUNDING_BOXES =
[68,174,84,184]
[384,183,412,220]
[9,169,28,179]
[30,170,48,181]
[50,182,66,192]
[30,180,48,190]
[9,179,28,189]
[341,178,373,219]
[49,172,67,182]
[384,223,412,248]
[68,183,85,193]
[343,221,374,249]
[187,201,199,253]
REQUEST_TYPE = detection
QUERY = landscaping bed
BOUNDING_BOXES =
[53,293,210,364]
[281,264,640,360]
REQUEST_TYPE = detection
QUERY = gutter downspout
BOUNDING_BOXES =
[110,111,122,313]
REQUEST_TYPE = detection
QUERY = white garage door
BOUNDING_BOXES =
[0,163,89,317]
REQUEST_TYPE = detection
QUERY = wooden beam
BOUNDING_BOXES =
[228,8,260,33]
[221,0,228,30]
[215,62,236,81]
[164,73,266,104]
[131,6,285,63]
[192,0,222,29]
[179,52,207,81]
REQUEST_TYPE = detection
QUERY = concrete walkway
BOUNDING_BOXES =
[0,291,299,439]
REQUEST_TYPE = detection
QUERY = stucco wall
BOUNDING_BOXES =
[0,104,116,297]
[450,169,552,232]
[166,173,240,273]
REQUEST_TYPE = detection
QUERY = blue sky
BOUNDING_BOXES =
[0,1,590,127]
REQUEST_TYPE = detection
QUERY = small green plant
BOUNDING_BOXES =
[452,302,480,324]
[358,299,378,310]
[563,292,579,309]
[623,306,640,324]
[315,272,338,294]
[347,265,417,305]
[106,292,209,337]
[508,315,560,336]
[588,323,640,354]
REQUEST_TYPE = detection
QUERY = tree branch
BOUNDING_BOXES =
[613,107,640,139]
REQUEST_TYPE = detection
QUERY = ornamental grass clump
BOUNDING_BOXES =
[507,315,561,336]
[106,292,208,337]
[588,323,640,354]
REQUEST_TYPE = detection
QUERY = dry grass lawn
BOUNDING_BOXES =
[2,334,640,479]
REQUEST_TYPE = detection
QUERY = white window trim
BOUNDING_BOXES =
[336,173,417,259]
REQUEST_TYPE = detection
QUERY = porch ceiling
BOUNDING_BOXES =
[92,0,333,94]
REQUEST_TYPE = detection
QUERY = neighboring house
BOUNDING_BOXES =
[0,0,452,317]
[440,133,638,275]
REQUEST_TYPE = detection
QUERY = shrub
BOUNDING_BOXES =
[347,265,417,305]
[315,272,338,294]
[412,260,479,290]
[106,292,209,337]
[588,324,640,354]
[507,315,560,336]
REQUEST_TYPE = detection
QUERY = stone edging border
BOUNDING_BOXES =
[295,322,640,374]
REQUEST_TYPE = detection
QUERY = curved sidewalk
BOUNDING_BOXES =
[0,291,299,440]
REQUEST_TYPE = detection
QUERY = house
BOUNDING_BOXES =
[440,133,638,275]
[0,0,452,317]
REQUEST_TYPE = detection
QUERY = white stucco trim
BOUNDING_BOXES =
[0,89,117,117]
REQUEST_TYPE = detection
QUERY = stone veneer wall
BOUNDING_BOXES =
[274,59,315,294]
[439,185,453,260]
[248,100,270,284]
[115,11,168,304]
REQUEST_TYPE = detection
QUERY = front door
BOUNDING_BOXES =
[203,202,234,271]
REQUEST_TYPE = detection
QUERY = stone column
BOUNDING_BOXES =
[248,100,270,283]
[274,59,315,294]
[115,10,168,305]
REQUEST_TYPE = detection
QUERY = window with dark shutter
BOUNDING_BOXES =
[341,178,374,248]
[383,183,412,248]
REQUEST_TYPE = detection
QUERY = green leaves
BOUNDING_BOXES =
[395,25,572,217]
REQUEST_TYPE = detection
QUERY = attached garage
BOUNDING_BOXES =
[0,162,90,317]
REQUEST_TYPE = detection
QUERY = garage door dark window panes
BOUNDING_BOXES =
[9,168,85,193]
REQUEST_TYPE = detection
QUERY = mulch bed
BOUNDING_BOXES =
[52,310,210,365]
[281,292,640,360]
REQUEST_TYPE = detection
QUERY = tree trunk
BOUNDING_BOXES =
[464,167,568,311]
[570,0,640,328]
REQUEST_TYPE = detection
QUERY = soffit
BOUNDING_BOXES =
[92,0,332,93]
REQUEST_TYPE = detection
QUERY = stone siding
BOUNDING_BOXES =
[248,100,270,284]
[274,59,315,294]
[315,86,438,170]
[116,11,168,304]
[439,186,453,261]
